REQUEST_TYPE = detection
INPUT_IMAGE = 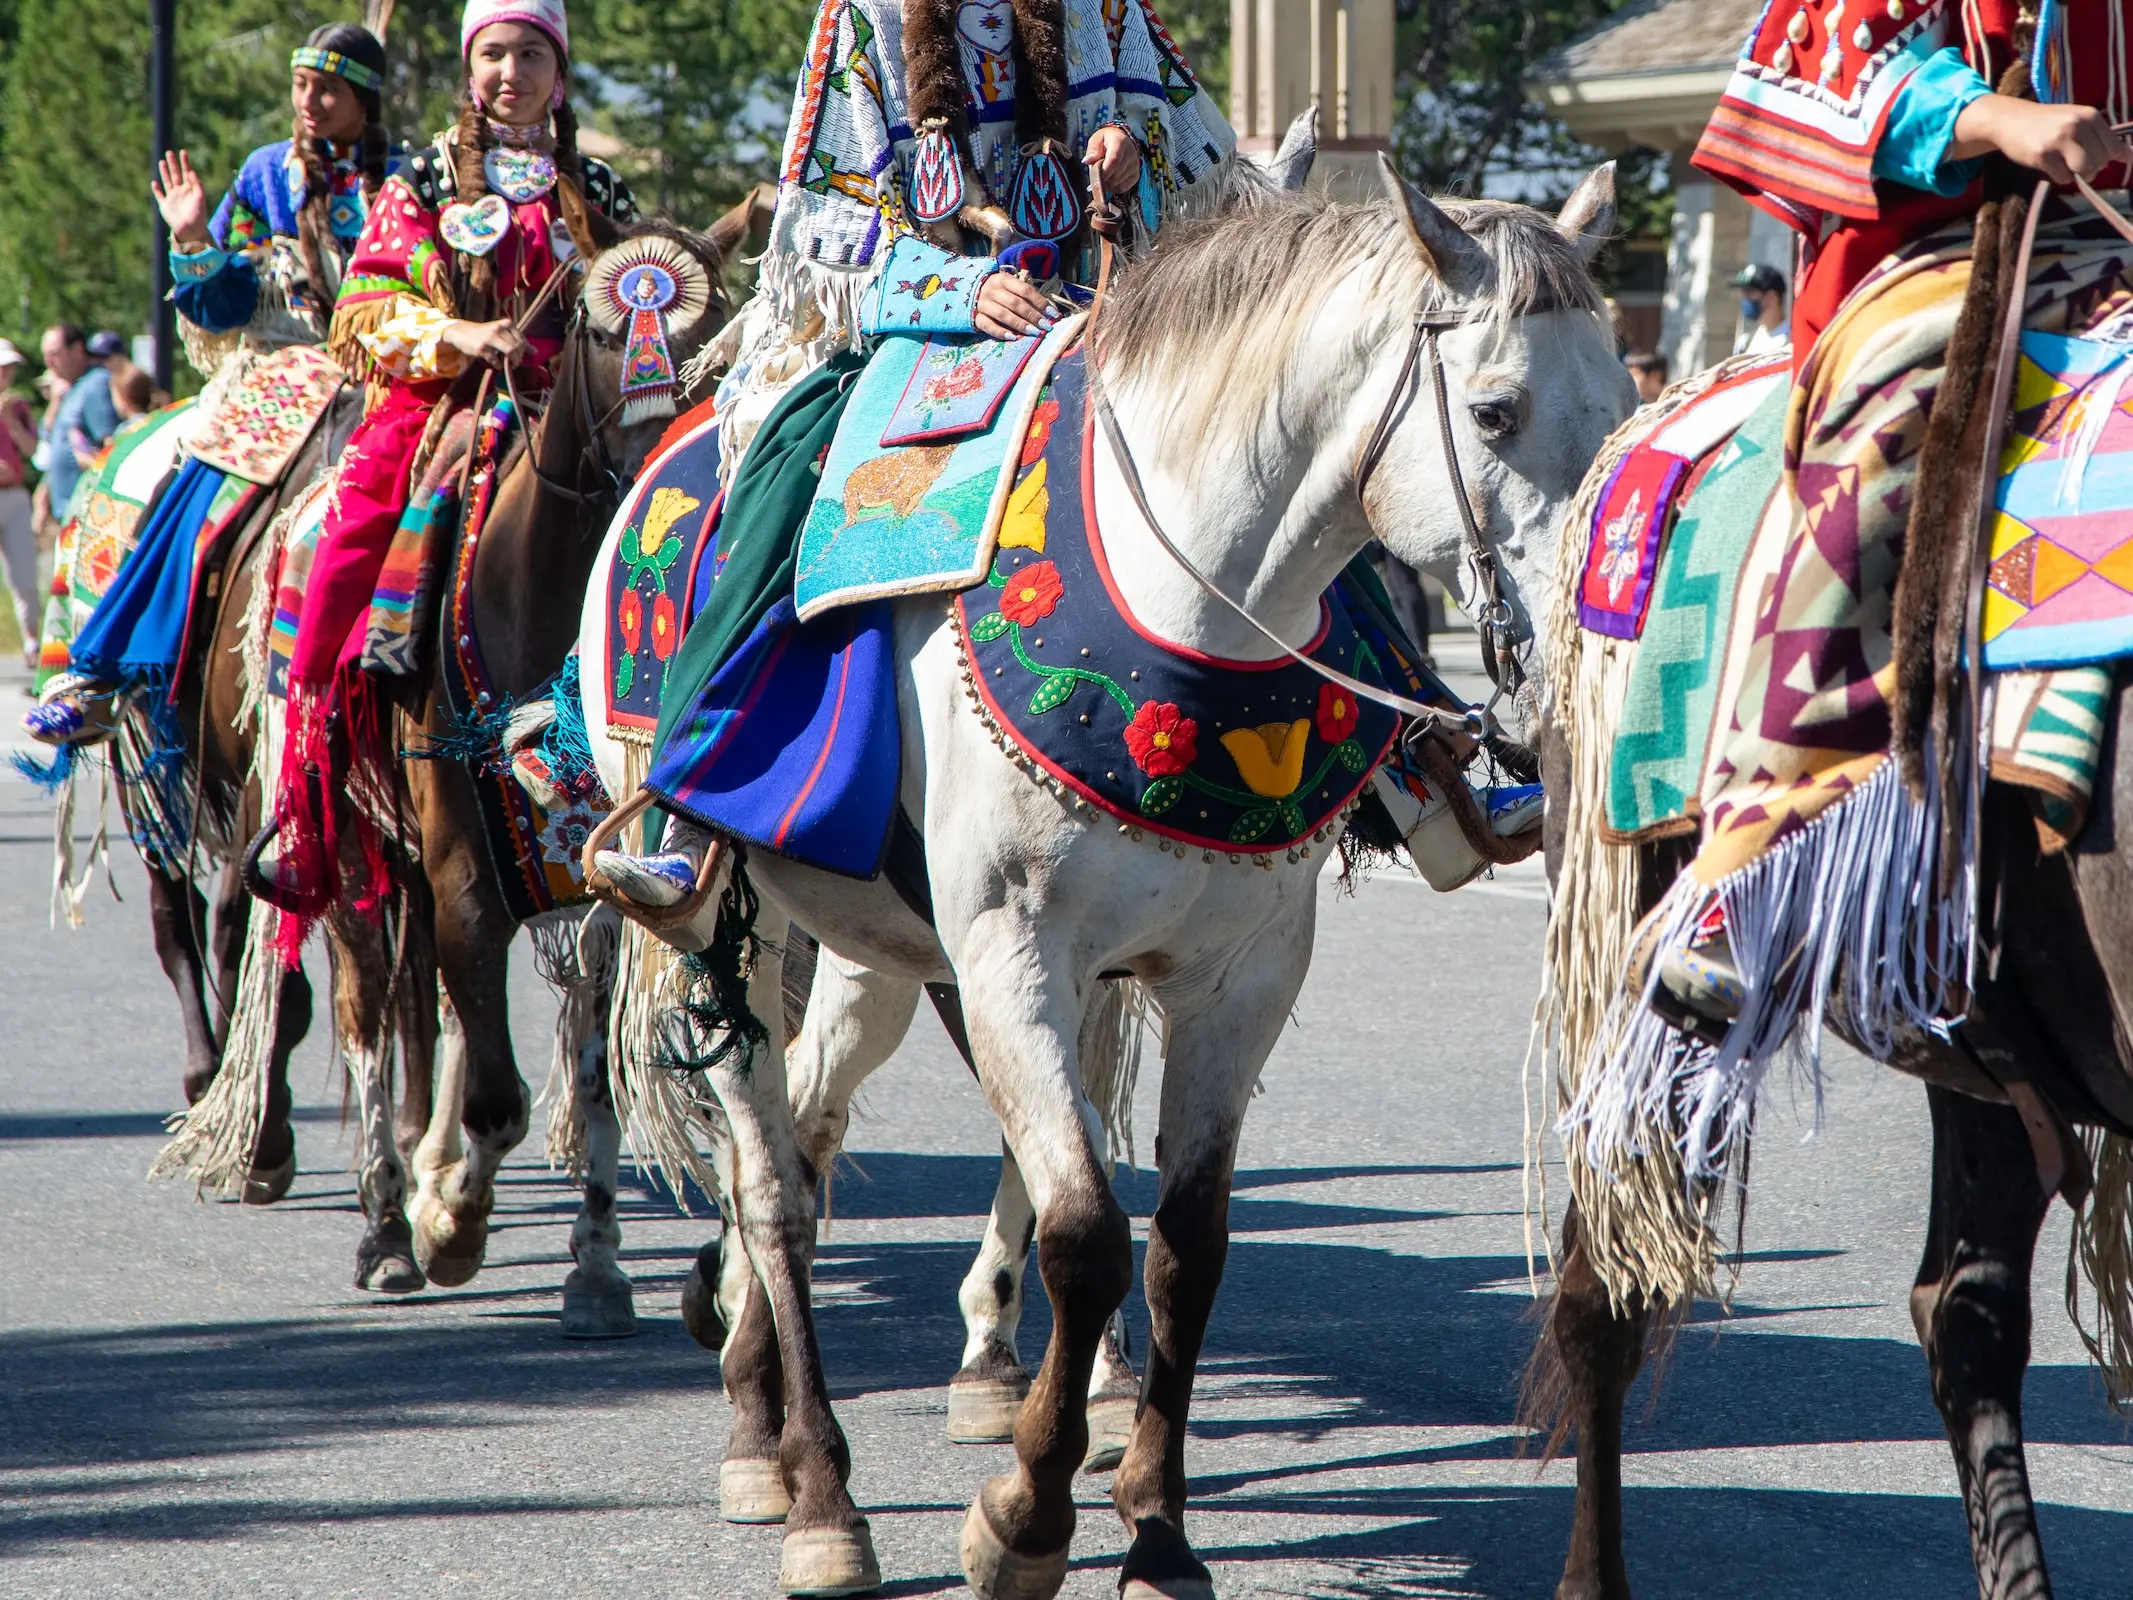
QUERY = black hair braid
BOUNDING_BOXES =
[291,116,336,325]
[551,97,620,262]
[449,95,500,315]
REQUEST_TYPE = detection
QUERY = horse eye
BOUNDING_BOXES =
[1470,400,1519,440]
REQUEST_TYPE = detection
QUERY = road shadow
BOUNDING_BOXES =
[5,1148,2127,1590]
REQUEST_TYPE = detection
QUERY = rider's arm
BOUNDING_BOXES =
[1871,47,1992,195]
[172,177,266,335]
[352,296,472,381]
[858,236,997,336]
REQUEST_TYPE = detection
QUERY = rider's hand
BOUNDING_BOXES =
[975,272,1054,340]
[152,150,213,250]
[441,318,529,368]
[1083,124,1142,201]
[1952,95,2133,184]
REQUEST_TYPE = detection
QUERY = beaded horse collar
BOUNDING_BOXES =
[953,349,1402,862]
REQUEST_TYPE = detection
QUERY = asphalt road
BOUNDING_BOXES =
[2,642,2130,1600]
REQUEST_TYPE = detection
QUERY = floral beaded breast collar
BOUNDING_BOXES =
[953,349,1401,862]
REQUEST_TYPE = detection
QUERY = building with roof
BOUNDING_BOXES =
[1229,0,1396,188]
[1527,0,1792,375]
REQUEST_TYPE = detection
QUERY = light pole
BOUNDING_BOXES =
[149,0,176,390]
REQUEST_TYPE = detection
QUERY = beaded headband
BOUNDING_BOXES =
[290,46,384,94]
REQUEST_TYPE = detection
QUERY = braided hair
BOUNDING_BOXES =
[446,79,621,320]
[291,23,389,319]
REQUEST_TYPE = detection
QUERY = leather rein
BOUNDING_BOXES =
[1083,264,1508,742]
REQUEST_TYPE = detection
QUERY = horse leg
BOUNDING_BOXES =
[1110,961,1296,1600]
[202,860,299,1202]
[703,935,879,1593]
[561,954,636,1341]
[952,1142,1038,1444]
[409,826,529,1288]
[1540,1201,1648,1600]
[328,916,423,1295]
[393,908,438,1158]
[146,863,220,1107]
[1913,1083,2055,1599]
[955,969,1133,1600]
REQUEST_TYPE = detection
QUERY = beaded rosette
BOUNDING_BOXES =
[584,235,712,425]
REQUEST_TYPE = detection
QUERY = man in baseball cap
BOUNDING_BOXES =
[1732,262,1789,356]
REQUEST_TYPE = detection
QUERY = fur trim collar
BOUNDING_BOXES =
[903,0,1070,190]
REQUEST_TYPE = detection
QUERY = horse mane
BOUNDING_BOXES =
[1093,183,1607,469]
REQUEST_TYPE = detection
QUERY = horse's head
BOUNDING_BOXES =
[1093,159,1632,735]
[1361,163,1634,727]
[558,194,768,485]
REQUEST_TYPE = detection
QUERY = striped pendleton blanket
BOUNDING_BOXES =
[1545,218,2133,1307]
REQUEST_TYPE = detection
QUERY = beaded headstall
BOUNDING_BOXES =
[585,235,713,424]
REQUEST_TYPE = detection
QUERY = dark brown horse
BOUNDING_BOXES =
[144,384,439,1289]
[370,210,755,1308]
[1534,701,2133,1598]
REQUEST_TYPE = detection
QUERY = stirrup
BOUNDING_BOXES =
[580,789,725,943]
[22,681,122,748]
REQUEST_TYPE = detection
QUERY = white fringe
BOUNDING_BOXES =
[1081,977,1162,1177]
[529,907,619,1182]
[150,893,284,1195]
[48,758,117,930]
[1564,753,1974,1189]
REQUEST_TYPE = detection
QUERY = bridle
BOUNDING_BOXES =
[1087,290,1528,742]
[1354,309,1528,710]
[488,257,647,511]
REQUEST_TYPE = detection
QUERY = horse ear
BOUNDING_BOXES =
[706,181,777,266]
[1556,163,1617,267]
[1377,154,1488,298]
[1266,106,1318,192]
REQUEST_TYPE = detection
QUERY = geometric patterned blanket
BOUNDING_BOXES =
[1986,330,2133,669]
[186,344,346,488]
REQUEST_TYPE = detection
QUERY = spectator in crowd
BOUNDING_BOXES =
[109,362,156,422]
[1733,263,1790,354]
[86,331,128,365]
[36,324,117,534]
[0,339,39,668]
[1625,349,1669,406]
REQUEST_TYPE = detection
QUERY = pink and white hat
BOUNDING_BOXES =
[461,0,569,60]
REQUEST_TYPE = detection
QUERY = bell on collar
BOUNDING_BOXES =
[1008,141,1081,243]
[910,118,966,225]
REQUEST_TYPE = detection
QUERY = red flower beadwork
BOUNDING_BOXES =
[1125,700,1197,777]
[618,587,644,654]
[1315,681,1357,744]
[651,593,677,661]
[999,560,1064,626]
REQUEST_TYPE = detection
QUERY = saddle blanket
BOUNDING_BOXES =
[1575,352,1789,641]
[602,405,725,735]
[792,316,1085,623]
[187,344,346,488]
[38,400,201,692]
[1986,330,2133,669]
[646,345,1434,877]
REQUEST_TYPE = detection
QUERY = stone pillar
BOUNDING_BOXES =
[1232,0,1394,189]
[1661,149,1758,378]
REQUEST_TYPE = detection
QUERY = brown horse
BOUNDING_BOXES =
[365,211,755,1309]
[143,384,440,1289]
[1533,688,2133,1598]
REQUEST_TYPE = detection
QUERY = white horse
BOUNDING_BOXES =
[583,157,1632,1597]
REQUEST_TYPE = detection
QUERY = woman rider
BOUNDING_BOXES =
[26,22,397,749]
[1650,0,2133,1024]
[265,0,635,954]
[591,0,1233,910]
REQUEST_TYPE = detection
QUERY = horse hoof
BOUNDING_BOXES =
[241,1146,297,1206]
[947,1367,1030,1443]
[1083,1391,1137,1474]
[720,1457,793,1524]
[778,1522,881,1596]
[560,1266,637,1339]
[959,1483,1069,1600]
[355,1222,426,1295]
[411,1188,493,1288]
[1121,1583,1216,1600]
[680,1243,727,1351]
